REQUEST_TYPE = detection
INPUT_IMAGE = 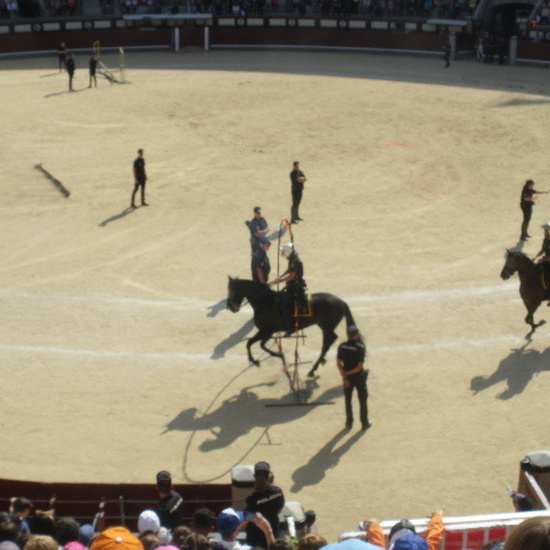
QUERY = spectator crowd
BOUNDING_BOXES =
[0,465,548,550]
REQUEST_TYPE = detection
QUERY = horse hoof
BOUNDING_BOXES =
[307,369,316,378]
[251,360,260,367]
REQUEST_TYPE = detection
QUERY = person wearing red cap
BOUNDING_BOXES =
[244,462,285,550]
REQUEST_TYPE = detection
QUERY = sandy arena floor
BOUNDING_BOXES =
[2,48,550,541]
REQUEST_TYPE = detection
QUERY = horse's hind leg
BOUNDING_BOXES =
[525,302,546,338]
[525,314,546,338]
[308,329,338,378]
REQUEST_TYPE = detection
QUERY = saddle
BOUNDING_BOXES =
[294,292,313,317]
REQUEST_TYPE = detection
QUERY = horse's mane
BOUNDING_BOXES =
[509,249,535,264]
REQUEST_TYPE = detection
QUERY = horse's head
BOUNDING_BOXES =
[501,249,519,280]
[227,276,245,313]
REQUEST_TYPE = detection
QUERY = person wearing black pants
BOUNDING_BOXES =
[66,53,75,91]
[337,324,371,431]
[520,179,547,241]
[289,161,307,224]
[131,148,148,208]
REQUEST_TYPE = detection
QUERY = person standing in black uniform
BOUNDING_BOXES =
[66,53,75,91]
[246,206,269,253]
[131,149,148,208]
[89,54,98,88]
[337,325,371,431]
[520,179,548,241]
[443,39,451,68]
[245,461,285,550]
[57,42,67,72]
[155,470,185,531]
[252,238,271,284]
[274,242,306,335]
[289,161,307,224]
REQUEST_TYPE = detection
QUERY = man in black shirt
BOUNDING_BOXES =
[245,206,269,253]
[289,161,307,224]
[66,53,75,91]
[245,462,285,549]
[58,42,68,72]
[337,325,371,431]
[89,54,98,88]
[131,149,148,208]
[252,238,271,284]
[156,470,185,531]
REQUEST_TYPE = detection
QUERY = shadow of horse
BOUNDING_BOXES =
[164,382,341,451]
[98,206,136,227]
[290,429,365,492]
[471,343,550,399]
[211,317,256,359]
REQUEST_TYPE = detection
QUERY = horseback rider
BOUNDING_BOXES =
[535,222,550,290]
[273,242,307,334]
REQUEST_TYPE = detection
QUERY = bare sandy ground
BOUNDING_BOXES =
[2,48,550,541]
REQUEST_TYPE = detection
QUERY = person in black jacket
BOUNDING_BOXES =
[66,53,75,91]
[520,179,548,241]
[155,470,184,531]
[289,161,307,224]
[245,462,285,550]
[131,149,148,208]
[337,325,371,431]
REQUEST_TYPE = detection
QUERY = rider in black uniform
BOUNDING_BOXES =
[535,222,550,289]
[274,242,306,334]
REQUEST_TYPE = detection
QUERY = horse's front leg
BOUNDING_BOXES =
[247,330,264,366]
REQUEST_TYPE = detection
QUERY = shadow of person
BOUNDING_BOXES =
[470,342,550,399]
[44,87,87,98]
[164,382,341,451]
[290,429,365,492]
[98,206,136,227]
[211,317,256,359]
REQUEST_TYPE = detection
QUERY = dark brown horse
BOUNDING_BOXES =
[226,277,357,376]
[501,249,549,337]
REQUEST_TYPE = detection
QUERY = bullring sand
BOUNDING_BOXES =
[1,49,550,540]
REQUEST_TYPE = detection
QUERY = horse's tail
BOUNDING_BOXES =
[343,300,356,328]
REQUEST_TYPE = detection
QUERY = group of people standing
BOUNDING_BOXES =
[244,162,371,431]
[56,42,98,91]
[245,161,309,334]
